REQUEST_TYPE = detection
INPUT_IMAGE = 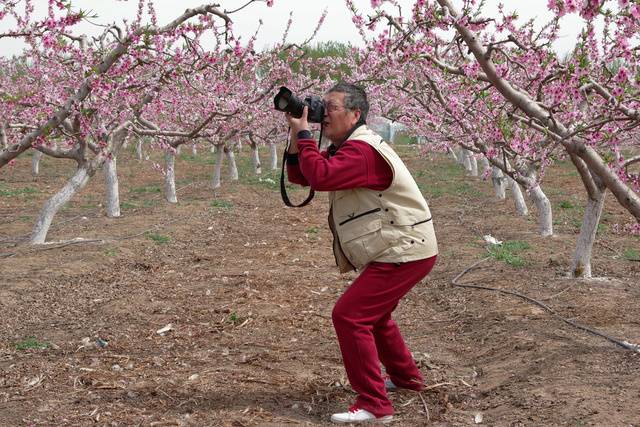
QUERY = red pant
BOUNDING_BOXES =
[331,256,437,417]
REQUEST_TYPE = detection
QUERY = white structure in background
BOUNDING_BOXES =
[368,117,405,144]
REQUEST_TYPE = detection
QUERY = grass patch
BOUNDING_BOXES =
[623,248,640,261]
[211,199,233,209]
[0,186,38,197]
[14,337,49,350]
[487,240,531,267]
[143,200,159,208]
[130,185,161,194]
[306,226,320,234]
[179,153,215,164]
[104,247,119,257]
[121,202,138,210]
[145,232,170,245]
[559,200,575,209]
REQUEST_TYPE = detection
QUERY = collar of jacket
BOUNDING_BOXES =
[327,122,368,157]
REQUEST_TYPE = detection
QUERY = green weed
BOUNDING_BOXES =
[14,337,48,350]
[130,185,161,194]
[104,248,118,257]
[623,248,640,261]
[211,199,233,209]
[146,232,170,245]
[0,187,38,197]
[487,240,531,267]
[559,200,575,209]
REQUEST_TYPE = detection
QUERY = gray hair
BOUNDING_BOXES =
[327,82,369,123]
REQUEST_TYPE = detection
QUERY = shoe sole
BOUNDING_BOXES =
[330,415,393,424]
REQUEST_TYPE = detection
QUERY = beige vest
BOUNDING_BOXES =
[328,125,438,272]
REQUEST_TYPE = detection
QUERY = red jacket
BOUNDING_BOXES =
[286,131,392,191]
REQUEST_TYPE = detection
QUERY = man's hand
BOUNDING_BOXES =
[286,105,310,135]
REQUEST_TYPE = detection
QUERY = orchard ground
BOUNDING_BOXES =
[1,141,639,426]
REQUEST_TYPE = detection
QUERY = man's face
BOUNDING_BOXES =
[322,91,361,145]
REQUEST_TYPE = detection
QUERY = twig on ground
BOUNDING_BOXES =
[451,257,640,353]
[417,391,430,422]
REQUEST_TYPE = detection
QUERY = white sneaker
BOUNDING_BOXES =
[330,407,393,424]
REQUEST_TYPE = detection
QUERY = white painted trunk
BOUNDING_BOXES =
[104,156,121,217]
[191,144,197,156]
[269,143,278,170]
[462,149,472,174]
[32,151,43,176]
[226,147,239,181]
[529,184,553,237]
[136,139,144,160]
[507,177,528,216]
[211,145,216,153]
[447,146,459,162]
[480,157,491,178]
[164,151,177,203]
[468,152,478,176]
[0,123,7,149]
[492,166,506,199]
[212,146,224,189]
[571,192,605,278]
[251,145,262,175]
[31,166,90,244]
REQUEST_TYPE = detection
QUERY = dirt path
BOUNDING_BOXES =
[1,147,639,426]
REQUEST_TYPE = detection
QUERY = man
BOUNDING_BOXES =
[284,82,438,424]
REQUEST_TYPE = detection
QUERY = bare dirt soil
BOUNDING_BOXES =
[1,144,639,426]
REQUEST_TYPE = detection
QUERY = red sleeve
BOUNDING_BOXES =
[286,148,330,187]
[296,138,392,192]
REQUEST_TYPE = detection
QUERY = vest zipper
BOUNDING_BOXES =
[338,208,381,226]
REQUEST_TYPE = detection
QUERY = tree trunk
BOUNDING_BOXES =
[32,151,43,177]
[480,156,491,178]
[136,139,144,160]
[105,156,121,217]
[492,166,506,199]
[0,122,7,149]
[570,190,606,278]
[212,145,224,189]
[191,143,197,156]
[507,176,528,216]
[461,149,472,174]
[447,146,458,162]
[225,146,239,181]
[251,143,261,175]
[269,143,278,170]
[30,165,91,244]
[528,184,553,236]
[468,151,478,176]
[164,150,177,203]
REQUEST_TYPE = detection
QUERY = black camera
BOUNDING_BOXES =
[273,86,325,123]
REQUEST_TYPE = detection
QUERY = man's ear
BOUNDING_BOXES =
[352,109,362,124]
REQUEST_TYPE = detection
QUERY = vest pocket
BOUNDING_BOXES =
[339,217,389,268]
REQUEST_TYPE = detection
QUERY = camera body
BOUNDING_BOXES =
[273,86,325,123]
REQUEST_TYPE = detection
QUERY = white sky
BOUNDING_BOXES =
[0,1,585,56]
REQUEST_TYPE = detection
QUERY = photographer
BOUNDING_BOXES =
[283,82,438,424]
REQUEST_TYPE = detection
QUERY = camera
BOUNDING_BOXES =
[273,86,325,123]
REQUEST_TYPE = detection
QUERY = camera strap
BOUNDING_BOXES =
[280,126,323,208]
